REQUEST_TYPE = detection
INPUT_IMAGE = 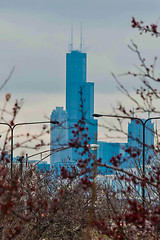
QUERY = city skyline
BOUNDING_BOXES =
[49,43,155,170]
[0,1,160,142]
[0,2,159,237]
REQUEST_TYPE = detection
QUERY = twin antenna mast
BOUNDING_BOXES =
[69,24,84,52]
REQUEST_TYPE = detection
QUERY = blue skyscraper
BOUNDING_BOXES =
[128,119,154,149]
[66,50,97,151]
[50,41,97,165]
[97,117,154,171]
[66,50,87,119]
[66,50,95,120]
[127,118,154,166]
[50,107,72,166]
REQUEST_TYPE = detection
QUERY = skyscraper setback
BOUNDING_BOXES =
[50,43,97,166]
[66,50,95,120]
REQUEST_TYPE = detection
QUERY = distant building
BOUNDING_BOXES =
[50,107,72,166]
[50,40,97,166]
[66,50,94,120]
[66,50,97,161]
[97,142,121,174]
[97,118,154,172]
[37,161,50,172]
[27,160,50,172]
[128,118,154,151]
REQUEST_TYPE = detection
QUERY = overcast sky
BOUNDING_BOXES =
[0,0,160,129]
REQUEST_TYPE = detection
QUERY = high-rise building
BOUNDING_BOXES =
[66,50,86,119]
[50,107,72,166]
[127,118,154,167]
[50,43,97,165]
[66,50,97,157]
[128,119,154,149]
[66,50,94,119]
[97,118,154,171]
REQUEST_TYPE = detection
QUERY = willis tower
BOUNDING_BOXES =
[50,30,97,165]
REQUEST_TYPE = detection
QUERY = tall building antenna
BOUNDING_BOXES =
[80,24,83,52]
[69,24,73,52]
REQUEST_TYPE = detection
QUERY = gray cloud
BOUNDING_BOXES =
[0,0,159,96]
[0,0,157,19]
